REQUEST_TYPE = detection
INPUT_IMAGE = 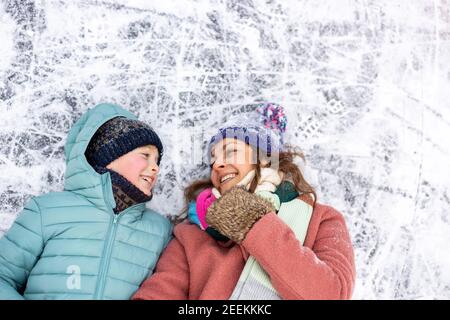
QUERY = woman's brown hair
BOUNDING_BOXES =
[172,145,316,224]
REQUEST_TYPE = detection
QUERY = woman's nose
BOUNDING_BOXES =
[212,159,226,170]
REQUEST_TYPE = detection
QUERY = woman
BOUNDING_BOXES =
[133,103,356,300]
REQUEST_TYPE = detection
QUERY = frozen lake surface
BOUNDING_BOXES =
[0,0,449,299]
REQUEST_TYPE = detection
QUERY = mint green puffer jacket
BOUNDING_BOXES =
[0,103,172,300]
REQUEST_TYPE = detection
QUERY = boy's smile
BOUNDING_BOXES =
[140,173,157,194]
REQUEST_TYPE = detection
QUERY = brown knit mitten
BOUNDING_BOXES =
[205,186,276,243]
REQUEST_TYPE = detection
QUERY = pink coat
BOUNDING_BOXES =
[133,198,356,300]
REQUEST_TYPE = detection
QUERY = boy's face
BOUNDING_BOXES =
[106,145,160,196]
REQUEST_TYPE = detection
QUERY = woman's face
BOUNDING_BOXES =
[210,138,256,194]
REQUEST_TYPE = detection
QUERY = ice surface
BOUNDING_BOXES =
[0,0,449,299]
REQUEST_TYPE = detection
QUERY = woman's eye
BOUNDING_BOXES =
[225,148,238,157]
[140,153,149,158]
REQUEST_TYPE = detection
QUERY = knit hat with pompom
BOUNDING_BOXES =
[207,102,287,163]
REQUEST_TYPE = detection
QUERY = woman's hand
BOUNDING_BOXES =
[205,186,276,243]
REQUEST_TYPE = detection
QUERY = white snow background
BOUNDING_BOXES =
[0,0,449,299]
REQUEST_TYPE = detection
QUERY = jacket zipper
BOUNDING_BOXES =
[94,203,142,300]
[94,174,121,300]
[94,212,120,300]
[94,172,144,299]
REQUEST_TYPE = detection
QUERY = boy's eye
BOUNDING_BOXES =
[140,153,149,158]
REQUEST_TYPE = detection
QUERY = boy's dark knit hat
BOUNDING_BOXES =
[85,116,163,168]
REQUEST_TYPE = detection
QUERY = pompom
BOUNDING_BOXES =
[256,103,287,133]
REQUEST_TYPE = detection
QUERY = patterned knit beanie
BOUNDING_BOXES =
[86,116,163,168]
[207,102,287,162]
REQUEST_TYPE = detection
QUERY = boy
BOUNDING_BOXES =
[0,103,172,300]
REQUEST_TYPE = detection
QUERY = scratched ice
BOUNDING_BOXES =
[0,0,449,299]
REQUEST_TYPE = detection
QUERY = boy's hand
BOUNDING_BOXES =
[205,186,275,243]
